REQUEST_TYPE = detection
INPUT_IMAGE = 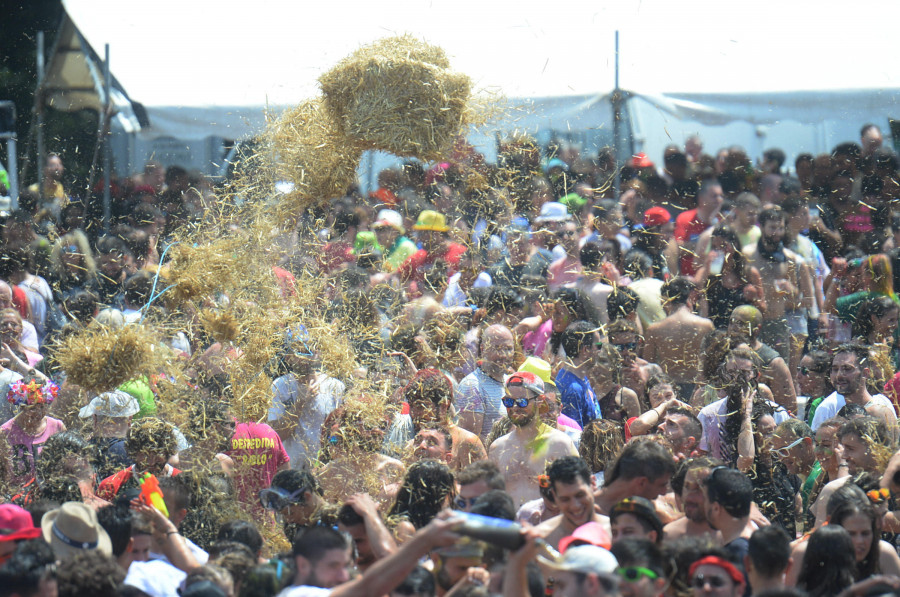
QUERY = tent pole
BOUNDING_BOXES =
[36,30,45,201]
[612,30,621,200]
[103,43,111,232]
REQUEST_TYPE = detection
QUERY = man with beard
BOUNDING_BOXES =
[535,456,611,551]
[697,347,789,465]
[657,407,702,461]
[727,305,796,412]
[457,325,516,444]
[410,427,453,464]
[489,372,577,505]
[663,457,721,541]
[810,343,897,432]
[743,207,813,362]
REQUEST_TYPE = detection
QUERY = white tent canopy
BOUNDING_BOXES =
[45,0,900,175]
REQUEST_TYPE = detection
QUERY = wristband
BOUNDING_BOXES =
[166,530,180,536]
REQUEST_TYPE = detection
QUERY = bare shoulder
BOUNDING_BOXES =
[535,514,563,536]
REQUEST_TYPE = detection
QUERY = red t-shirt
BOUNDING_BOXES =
[11,285,29,319]
[228,422,290,506]
[674,209,710,276]
[398,243,467,284]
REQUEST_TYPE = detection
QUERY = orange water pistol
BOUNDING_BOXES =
[138,472,169,517]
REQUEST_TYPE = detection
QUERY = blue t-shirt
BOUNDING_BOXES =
[555,368,599,428]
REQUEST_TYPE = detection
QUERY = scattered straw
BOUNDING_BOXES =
[268,99,361,218]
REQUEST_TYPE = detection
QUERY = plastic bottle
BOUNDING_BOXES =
[451,511,560,560]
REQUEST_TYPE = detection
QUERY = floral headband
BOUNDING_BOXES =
[7,379,59,407]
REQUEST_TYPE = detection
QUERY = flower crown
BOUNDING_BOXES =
[7,379,59,407]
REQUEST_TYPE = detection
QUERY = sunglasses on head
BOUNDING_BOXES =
[502,396,532,409]
[617,567,659,583]
[259,486,305,511]
[771,436,806,459]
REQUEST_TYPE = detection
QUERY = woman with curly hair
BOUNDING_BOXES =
[578,418,625,488]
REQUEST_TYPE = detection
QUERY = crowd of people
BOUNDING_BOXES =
[3,123,900,597]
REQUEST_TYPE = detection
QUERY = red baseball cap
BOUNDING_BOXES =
[630,152,654,168]
[643,206,672,228]
[558,521,612,553]
[0,504,42,542]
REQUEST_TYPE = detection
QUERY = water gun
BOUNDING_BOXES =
[138,472,169,517]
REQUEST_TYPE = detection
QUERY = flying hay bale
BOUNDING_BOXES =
[268,99,361,216]
[319,36,472,161]
[56,325,168,394]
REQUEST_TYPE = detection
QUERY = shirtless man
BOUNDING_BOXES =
[316,414,405,508]
[743,206,814,363]
[593,438,676,516]
[642,277,714,400]
[534,456,610,550]
[663,457,720,541]
[489,372,577,506]
[728,305,797,412]
[403,369,487,470]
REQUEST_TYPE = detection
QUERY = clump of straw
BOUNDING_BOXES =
[164,239,247,306]
[198,308,242,344]
[267,99,361,217]
[319,35,473,161]
[56,324,170,394]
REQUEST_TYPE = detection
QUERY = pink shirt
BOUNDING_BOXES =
[228,422,290,506]
[547,256,582,290]
[522,319,553,357]
[1,416,65,487]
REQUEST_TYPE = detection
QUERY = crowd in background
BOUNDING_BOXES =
[2,123,900,597]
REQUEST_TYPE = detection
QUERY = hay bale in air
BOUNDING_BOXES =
[318,35,472,161]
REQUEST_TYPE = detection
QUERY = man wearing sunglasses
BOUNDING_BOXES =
[488,372,577,506]
[610,537,667,597]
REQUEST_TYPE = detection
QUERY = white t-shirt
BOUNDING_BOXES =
[278,586,332,597]
[810,391,894,430]
[125,559,187,597]
[269,372,345,469]
[698,396,789,461]
[0,368,24,424]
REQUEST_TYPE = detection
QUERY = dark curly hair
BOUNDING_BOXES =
[56,550,125,597]
[125,417,178,459]
[387,459,455,529]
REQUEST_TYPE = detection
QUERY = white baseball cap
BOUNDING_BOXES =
[372,209,405,234]
[78,390,140,418]
[538,544,619,576]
